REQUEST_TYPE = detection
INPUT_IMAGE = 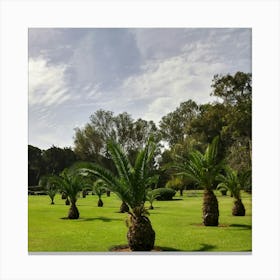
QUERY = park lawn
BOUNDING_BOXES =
[28,190,252,252]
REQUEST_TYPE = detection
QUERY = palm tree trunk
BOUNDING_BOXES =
[98,198,103,207]
[232,199,245,216]
[68,201,79,219]
[203,189,219,226]
[127,215,155,251]
[120,201,129,213]
[65,197,70,205]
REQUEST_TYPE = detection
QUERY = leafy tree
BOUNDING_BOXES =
[173,136,223,226]
[28,145,43,186]
[42,146,77,175]
[78,138,157,251]
[159,100,198,146]
[165,176,185,196]
[74,110,159,159]
[217,167,246,216]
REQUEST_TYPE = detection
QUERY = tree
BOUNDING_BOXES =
[217,167,246,216]
[165,176,185,196]
[145,189,159,210]
[48,169,91,219]
[42,146,77,176]
[74,110,160,162]
[92,179,106,207]
[159,100,198,146]
[39,176,58,205]
[173,136,223,226]
[79,138,157,251]
[28,145,43,186]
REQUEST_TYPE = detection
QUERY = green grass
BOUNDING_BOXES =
[28,190,252,252]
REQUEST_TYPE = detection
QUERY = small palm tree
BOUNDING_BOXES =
[79,138,156,251]
[217,167,246,216]
[48,169,91,219]
[39,176,58,205]
[92,179,106,207]
[145,189,159,210]
[173,136,223,226]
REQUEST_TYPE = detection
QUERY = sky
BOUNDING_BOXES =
[28,28,251,150]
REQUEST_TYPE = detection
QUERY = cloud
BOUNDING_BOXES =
[29,56,71,106]
[114,53,226,123]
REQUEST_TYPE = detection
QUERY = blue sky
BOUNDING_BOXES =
[28,28,251,149]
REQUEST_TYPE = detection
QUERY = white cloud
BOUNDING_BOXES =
[116,53,226,123]
[29,57,71,107]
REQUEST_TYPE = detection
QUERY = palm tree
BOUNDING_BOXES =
[145,189,159,210]
[79,138,156,251]
[92,179,106,207]
[173,136,223,226]
[48,169,91,219]
[217,167,246,216]
[39,176,58,205]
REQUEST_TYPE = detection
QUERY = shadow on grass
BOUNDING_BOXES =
[60,216,122,222]
[229,224,252,230]
[194,243,217,251]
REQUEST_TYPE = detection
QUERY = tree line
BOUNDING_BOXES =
[29,71,252,193]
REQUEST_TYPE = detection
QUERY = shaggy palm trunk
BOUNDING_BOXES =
[232,199,245,216]
[68,200,79,219]
[179,189,183,196]
[65,197,70,205]
[51,198,54,205]
[149,204,154,210]
[106,190,111,197]
[203,189,219,226]
[127,215,155,251]
[97,198,103,207]
[82,190,87,198]
[120,201,129,213]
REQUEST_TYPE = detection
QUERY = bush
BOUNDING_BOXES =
[152,188,176,201]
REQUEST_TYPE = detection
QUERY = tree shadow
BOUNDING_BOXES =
[79,216,123,222]
[194,243,217,251]
[229,224,252,230]
[60,216,123,222]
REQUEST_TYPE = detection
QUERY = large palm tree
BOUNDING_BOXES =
[48,169,91,219]
[217,167,246,216]
[79,138,156,251]
[173,136,223,226]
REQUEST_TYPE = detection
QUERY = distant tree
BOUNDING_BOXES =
[39,175,58,205]
[159,100,198,146]
[74,110,160,163]
[42,146,77,175]
[92,179,107,207]
[28,145,43,186]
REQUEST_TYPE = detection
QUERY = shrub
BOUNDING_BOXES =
[152,188,176,201]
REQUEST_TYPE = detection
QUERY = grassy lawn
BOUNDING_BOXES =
[28,190,252,252]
